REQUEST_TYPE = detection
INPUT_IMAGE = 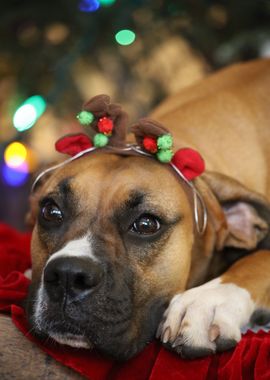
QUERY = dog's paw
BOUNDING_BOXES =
[157,278,255,359]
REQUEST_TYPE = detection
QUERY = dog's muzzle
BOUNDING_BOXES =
[28,254,166,360]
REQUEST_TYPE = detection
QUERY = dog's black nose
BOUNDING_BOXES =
[43,256,103,303]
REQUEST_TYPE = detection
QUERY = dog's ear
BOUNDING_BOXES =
[198,172,270,251]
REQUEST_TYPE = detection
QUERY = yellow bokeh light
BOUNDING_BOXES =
[4,142,28,168]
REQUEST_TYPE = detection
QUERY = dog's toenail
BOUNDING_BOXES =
[162,326,171,343]
[209,324,220,342]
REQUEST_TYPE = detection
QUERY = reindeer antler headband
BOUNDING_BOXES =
[32,95,207,234]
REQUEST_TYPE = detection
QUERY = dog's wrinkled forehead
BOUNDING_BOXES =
[44,153,191,219]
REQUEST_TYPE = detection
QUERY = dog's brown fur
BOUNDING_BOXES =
[1,59,270,375]
[151,58,270,306]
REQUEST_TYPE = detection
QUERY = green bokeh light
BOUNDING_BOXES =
[13,95,47,132]
[115,29,136,46]
[13,104,37,132]
[99,0,116,6]
[24,95,46,118]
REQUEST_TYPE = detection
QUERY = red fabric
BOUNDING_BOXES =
[0,224,31,311]
[172,148,205,180]
[0,272,30,310]
[55,133,93,156]
[1,223,270,380]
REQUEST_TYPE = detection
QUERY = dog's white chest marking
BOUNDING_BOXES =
[158,278,255,356]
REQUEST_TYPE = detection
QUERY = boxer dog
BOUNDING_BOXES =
[26,58,270,360]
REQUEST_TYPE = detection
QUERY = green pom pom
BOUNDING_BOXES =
[156,149,173,163]
[77,110,94,125]
[157,134,173,150]
[94,133,109,147]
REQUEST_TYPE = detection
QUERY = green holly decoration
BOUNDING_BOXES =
[94,133,109,147]
[156,149,173,163]
[157,134,173,150]
[77,110,94,125]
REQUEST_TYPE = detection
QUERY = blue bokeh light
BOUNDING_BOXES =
[2,162,29,187]
[79,0,100,12]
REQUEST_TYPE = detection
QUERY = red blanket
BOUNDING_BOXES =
[1,223,270,380]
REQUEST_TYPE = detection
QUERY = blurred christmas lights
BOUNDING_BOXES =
[4,141,38,174]
[13,104,37,132]
[2,162,29,187]
[24,95,46,118]
[99,0,116,6]
[115,29,136,46]
[4,142,27,169]
[1,141,35,186]
[78,0,115,11]
[79,0,100,12]
[13,95,46,132]
[45,23,70,45]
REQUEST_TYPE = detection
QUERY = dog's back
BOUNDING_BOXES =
[151,59,270,198]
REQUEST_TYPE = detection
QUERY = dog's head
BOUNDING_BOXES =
[26,95,270,360]
[27,152,196,359]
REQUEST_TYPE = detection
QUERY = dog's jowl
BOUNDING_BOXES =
[26,59,270,360]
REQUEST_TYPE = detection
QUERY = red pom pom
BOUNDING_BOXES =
[55,134,93,156]
[97,117,114,135]
[143,136,158,153]
[172,148,205,180]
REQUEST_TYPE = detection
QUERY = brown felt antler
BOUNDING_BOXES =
[131,118,170,147]
[82,94,128,147]
[131,118,174,162]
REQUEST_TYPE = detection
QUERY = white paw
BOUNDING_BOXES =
[157,278,255,358]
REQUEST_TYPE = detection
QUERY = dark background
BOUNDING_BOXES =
[1,0,270,230]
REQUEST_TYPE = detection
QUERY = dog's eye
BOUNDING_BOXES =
[130,214,161,235]
[41,202,63,224]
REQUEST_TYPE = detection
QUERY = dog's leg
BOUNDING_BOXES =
[157,250,270,359]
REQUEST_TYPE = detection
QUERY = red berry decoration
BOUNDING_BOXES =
[172,148,205,180]
[97,117,114,136]
[143,136,158,153]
